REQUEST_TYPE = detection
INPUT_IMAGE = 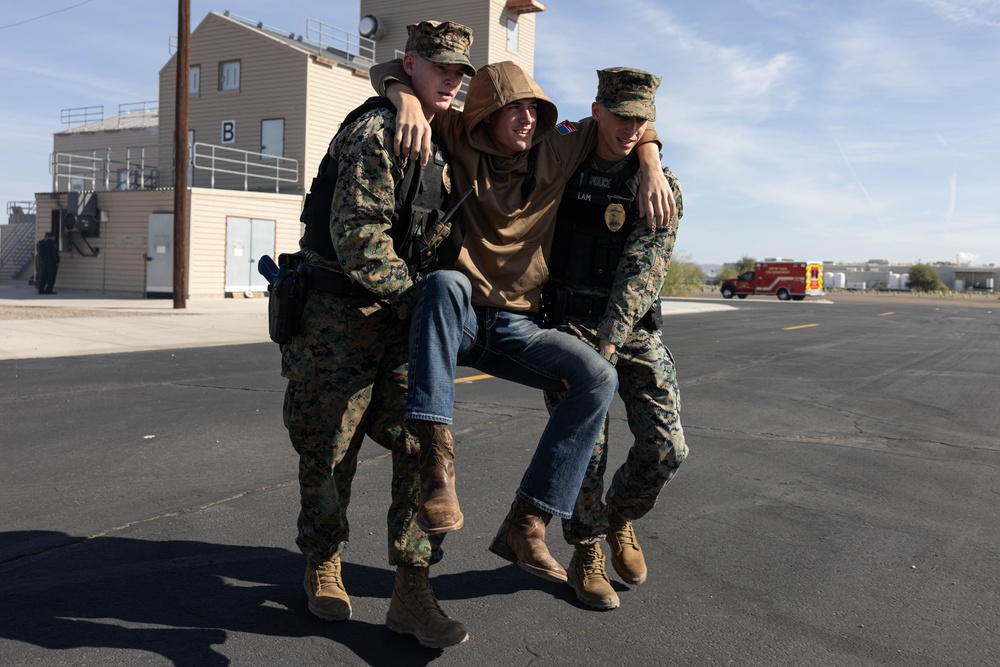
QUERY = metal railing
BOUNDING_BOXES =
[51,147,160,192]
[7,201,36,223]
[51,150,110,191]
[112,147,160,190]
[191,142,298,192]
[116,102,158,128]
[304,18,376,65]
[61,106,104,129]
[60,102,158,130]
[218,11,375,70]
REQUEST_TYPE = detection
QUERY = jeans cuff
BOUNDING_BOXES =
[403,411,453,425]
[518,491,571,520]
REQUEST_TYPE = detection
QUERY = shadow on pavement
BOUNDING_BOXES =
[0,531,556,665]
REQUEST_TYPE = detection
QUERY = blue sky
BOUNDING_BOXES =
[1,0,998,266]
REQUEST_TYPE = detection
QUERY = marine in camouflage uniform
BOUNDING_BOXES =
[285,102,429,565]
[282,21,475,648]
[542,68,688,610]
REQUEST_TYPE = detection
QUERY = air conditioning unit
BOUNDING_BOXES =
[64,191,100,237]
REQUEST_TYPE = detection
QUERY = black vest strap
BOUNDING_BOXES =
[542,155,660,331]
[548,156,642,290]
[298,97,450,274]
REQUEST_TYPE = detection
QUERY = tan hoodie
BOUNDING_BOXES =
[372,60,655,312]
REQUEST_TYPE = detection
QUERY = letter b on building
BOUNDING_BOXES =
[221,120,236,144]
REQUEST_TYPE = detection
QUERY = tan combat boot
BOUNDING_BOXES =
[607,513,647,584]
[304,557,352,621]
[385,565,469,648]
[568,542,620,610]
[488,497,567,582]
[410,421,464,534]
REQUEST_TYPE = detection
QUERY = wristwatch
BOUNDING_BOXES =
[600,348,618,366]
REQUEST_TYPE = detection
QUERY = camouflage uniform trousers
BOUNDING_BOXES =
[544,322,688,545]
[282,290,444,567]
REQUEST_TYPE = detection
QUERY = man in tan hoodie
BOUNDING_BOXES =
[370,59,675,583]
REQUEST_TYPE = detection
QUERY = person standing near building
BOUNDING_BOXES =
[35,232,59,295]
[282,21,475,648]
[370,59,676,583]
[541,68,688,610]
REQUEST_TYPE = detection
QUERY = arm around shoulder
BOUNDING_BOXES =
[636,141,676,228]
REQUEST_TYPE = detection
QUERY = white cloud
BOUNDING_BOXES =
[911,0,1000,27]
[825,22,933,96]
[957,251,980,264]
[534,0,1000,265]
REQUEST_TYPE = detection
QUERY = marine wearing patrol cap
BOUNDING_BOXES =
[595,67,661,122]
[405,21,476,77]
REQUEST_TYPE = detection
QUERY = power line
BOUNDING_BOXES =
[0,0,96,30]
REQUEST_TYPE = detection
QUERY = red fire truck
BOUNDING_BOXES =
[720,260,825,301]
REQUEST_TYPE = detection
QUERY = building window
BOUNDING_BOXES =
[189,65,200,94]
[506,18,519,52]
[220,60,241,91]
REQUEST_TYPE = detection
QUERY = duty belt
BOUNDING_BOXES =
[559,291,661,332]
[303,265,377,301]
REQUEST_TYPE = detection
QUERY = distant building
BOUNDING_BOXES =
[821,260,997,292]
[23,0,544,297]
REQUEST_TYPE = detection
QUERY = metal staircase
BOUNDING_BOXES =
[1,203,38,280]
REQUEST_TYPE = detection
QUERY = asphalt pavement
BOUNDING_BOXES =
[1,282,997,666]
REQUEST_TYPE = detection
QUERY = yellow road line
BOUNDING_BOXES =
[783,323,820,331]
[877,311,895,316]
[455,374,493,383]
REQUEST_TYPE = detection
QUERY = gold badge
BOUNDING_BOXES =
[604,203,626,232]
[442,163,452,195]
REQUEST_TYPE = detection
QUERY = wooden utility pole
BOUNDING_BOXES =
[172,0,190,309]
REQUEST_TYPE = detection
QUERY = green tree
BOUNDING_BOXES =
[717,265,738,281]
[908,263,948,292]
[734,256,756,275]
[661,254,706,296]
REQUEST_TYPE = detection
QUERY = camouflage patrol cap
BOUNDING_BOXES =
[596,67,662,122]
[405,21,476,77]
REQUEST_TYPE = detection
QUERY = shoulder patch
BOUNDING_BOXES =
[554,119,576,136]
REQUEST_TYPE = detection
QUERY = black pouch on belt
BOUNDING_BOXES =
[264,252,307,345]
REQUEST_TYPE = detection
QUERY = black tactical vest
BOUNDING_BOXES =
[299,97,451,274]
[543,154,660,330]
[548,155,642,291]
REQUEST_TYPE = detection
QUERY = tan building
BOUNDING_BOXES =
[28,0,544,298]
[52,104,161,193]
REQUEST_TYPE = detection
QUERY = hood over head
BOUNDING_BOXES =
[462,61,558,155]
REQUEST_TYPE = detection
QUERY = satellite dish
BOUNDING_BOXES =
[63,212,78,232]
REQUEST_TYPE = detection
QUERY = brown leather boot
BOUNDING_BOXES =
[386,565,469,648]
[568,542,620,610]
[607,513,647,584]
[304,557,352,621]
[411,421,464,534]
[488,498,567,582]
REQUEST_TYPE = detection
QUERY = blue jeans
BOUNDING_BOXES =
[405,270,618,519]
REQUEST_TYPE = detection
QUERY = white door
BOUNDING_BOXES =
[146,214,174,294]
[261,119,284,158]
[225,217,275,292]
